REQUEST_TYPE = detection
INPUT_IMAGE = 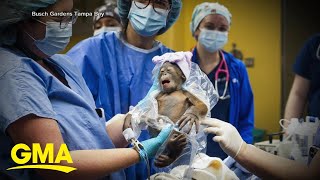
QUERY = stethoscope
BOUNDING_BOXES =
[215,50,230,100]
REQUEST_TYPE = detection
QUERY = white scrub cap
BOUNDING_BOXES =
[190,2,232,36]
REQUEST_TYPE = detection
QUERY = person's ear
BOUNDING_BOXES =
[194,28,200,41]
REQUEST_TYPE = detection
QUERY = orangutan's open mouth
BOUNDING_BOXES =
[162,79,170,85]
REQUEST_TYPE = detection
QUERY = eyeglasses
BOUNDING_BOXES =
[133,0,171,14]
[59,9,79,29]
[32,9,79,29]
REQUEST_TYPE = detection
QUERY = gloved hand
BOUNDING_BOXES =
[201,118,245,158]
[139,125,173,161]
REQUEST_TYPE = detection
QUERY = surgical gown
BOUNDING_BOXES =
[0,47,125,179]
[67,32,173,180]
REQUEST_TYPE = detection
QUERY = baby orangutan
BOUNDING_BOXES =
[124,60,208,168]
[154,62,208,167]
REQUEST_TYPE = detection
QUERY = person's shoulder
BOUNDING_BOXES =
[302,34,320,49]
[294,34,320,65]
[308,34,320,43]
[223,51,246,70]
[158,43,174,53]
[51,54,73,64]
[68,31,118,53]
[51,54,79,72]
[0,47,32,78]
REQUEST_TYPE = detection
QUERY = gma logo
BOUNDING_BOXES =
[7,143,76,173]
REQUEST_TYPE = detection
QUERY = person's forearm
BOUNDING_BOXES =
[106,114,129,148]
[235,143,312,179]
[185,106,207,120]
[284,75,310,126]
[39,148,140,179]
[284,93,306,121]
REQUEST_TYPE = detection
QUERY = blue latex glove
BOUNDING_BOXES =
[139,125,173,161]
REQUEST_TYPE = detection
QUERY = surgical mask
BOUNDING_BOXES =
[93,26,121,36]
[198,29,228,53]
[128,2,168,36]
[27,21,72,57]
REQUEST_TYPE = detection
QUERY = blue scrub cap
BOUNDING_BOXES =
[0,0,57,45]
[0,0,57,28]
[190,2,232,36]
[117,0,182,35]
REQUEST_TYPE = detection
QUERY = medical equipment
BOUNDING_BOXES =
[309,145,319,162]
[254,132,292,157]
[214,51,230,100]
[287,117,319,163]
[123,128,151,179]
[255,116,319,164]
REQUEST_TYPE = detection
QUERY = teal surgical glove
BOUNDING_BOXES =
[139,125,173,161]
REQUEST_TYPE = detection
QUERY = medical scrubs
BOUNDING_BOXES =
[293,34,320,118]
[67,31,172,180]
[192,48,254,159]
[0,47,125,180]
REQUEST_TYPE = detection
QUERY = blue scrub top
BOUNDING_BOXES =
[293,34,320,118]
[67,32,172,121]
[0,47,125,180]
[67,32,173,180]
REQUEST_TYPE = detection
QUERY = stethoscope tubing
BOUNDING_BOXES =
[214,50,230,100]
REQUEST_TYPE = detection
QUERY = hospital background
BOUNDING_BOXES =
[64,0,320,140]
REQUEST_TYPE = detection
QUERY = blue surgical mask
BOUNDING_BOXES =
[198,29,228,53]
[27,21,72,57]
[128,2,168,36]
[93,26,121,36]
